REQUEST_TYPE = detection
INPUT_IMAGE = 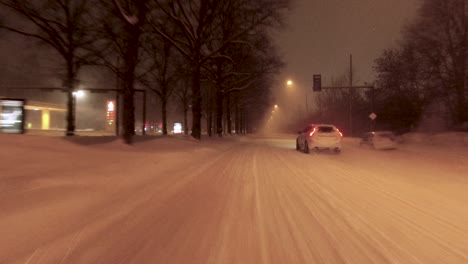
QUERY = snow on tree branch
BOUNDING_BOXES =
[113,0,139,25]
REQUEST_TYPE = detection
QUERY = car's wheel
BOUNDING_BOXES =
[334,148,341,154]
[296,139,300,151]
[304,142,310,154]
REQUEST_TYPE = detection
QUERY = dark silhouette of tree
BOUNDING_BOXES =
[0,0,99,136]
[149,0,221,139]
[173,70,192,135]
[411,0,468,126]
[140,28,181,135]
[202,0,288,136]
[374,46,427,133]
[150,0,290,139]
[113,0,149,143]
[227,36,284,135]
[375,0,468,130]
[91,0,149,143]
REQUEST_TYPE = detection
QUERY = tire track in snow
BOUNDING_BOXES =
[252,146,270,264]
[268,141,468,263]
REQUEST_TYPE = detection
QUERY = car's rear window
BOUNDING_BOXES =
[317,126,335,133]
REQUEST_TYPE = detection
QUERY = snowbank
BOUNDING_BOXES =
[402,132,468,146]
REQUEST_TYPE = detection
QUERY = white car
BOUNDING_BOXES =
[360,131,397,150]
[296,124,343,154]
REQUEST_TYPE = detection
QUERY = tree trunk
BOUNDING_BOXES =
[120,0,148,144]
[161,96,168,135]
[216,88,223,137]
[122,37,137,144]
[235,93,240,135]
[65,59,75,136]
[207,98,212,137]
[242,110,247,134]
[184,102,189,135]
[191,55,202,139]
[455,57,467,125]
[122,78,135,143]
[455,83,467,125]
[239,111,242,134]
[223,103,227,135]
[226,92,231,134]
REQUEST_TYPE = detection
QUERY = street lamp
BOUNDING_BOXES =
[73,90,85,98]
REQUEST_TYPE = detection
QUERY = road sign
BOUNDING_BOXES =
[0,98,25,134]
[369,113,377,120]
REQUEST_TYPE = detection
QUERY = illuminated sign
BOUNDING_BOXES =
[173,122,182,134]
[106,100,116,125]
[0,98,25,134]
[107,101,114,111]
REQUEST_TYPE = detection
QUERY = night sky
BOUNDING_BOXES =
[0,1,421,89]
[275,0,421,90]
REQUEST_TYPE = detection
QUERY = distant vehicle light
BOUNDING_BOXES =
[174,123,182,134]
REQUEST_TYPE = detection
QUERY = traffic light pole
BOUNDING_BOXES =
[312,75,375,135]
[317,85,375,113]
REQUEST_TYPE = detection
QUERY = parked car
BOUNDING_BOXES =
[360,131,397,150]
[296,124,342,154]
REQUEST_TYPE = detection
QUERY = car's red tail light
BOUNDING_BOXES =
[337,129,343,137]
[309,128,316,137]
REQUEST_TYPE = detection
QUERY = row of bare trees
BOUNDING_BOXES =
[310,0,468,135]
[374,0,468,132]
[0,0,289,142]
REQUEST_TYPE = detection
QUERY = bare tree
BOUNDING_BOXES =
[149,0,290,139]
[373,0,468,131]
[115,0,149,143]
[201,80,216,136]
[91,0,149,143]
[140,30,180,135]
[173,71,192,135]
[233,41,284,135]
[148,0,221,139]
[199,0,289,136]
[403,0,468,127]
[373,46,428,132]
[0,0,98,136]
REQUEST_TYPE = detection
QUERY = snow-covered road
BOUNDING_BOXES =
[1,134,467,263]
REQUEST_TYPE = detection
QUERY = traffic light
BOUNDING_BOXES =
[313,74,321,92]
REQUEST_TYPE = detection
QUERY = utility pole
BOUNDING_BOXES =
[349,54,353,136]
[312,55,375,136]
[350,55,353,87]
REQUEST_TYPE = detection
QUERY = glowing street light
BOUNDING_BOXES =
[287,80,293,86]
[73,90,85,98]
[274,104,278,108]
